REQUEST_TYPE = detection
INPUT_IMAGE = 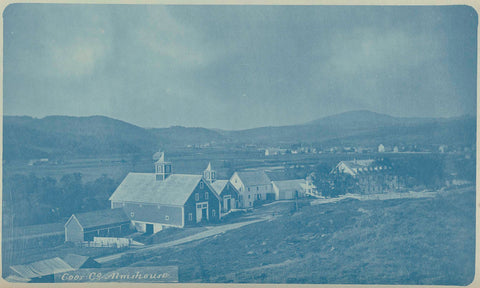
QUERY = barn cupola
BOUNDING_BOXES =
[155,152,172,181]
[203,162,216,183]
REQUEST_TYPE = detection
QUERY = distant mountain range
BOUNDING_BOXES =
[3,110,476,160]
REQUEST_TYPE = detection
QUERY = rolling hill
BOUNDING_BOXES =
[3,111,476,160]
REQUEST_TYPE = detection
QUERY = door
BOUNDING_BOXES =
[196,202,208,223]
[223,195,231,212]
[145,224,154,234]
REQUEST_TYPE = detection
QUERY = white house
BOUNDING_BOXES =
[230,171,273,208]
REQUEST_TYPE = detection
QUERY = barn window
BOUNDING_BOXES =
[195,193,199,201]
[256,187,259,191]
[165,215,169,221]
[200,182,204,189]
[205,192,209,200]
[188,213,193,221]
[212,209,216,217]
[130,212,134,217]
[248,194,250,199]
[248,187,250,192]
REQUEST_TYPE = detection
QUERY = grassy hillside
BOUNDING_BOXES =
[3,115,159,160]
[125,188,475,285]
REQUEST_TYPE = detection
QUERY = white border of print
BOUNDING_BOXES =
[0,1,478,288]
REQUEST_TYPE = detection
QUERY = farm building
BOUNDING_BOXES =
[109,153,222,233]
[331,159,399,194]
[9,254,99,283]
[204,163,240,214]
[272,179,306,200]
[230,170,274,208]
[64,208,131,243]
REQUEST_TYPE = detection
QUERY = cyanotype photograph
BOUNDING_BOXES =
[1,3,477,286]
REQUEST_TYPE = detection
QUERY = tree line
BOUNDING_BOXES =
[3,173,118,226]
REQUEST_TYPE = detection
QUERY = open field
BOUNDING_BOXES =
[101,187,475,285]
[2,149,453,182]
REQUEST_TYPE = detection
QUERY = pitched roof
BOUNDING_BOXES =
[333,159,392,176]
[10,257,74,279]
[205,162,212,171]
[155,152,170,164]
[70,208,130,229]
[109,173,203,205]
[235,171,271,187]
[62,254,95,269]
[210,180,228,194]
[272,179,305,192]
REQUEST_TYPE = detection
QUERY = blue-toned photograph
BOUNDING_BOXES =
[2,3,477,285]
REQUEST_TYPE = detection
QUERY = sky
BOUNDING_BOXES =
[3,4,478,130]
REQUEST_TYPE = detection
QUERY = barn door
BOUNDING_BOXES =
[196,202,208,223]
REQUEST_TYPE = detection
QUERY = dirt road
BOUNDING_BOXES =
[95,218,266,263]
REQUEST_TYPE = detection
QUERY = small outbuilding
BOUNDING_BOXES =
[9,254,99,283]
[64,208,131,243]
[272,179,306,200]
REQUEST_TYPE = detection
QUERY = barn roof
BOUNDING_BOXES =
[272,179,305,192]
[70,208,130,229]
[62,254,96,269]
[109,173,203,205]
[333,159,392,176]
[210,180,228,194]
[235,171,271,187]
[10,257,74,279]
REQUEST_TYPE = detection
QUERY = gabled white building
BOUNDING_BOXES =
[230,171,273,208]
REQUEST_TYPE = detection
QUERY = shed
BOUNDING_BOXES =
[10,257,74,283]
[65,208,131,243]
[272,179,306,200]
[9,254,99,283]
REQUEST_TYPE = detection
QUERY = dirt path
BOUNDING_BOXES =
[95,218,266,263]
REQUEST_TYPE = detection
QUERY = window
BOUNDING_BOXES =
[248,187,250,192]
[256,187,259,191]
[248,194,251,199]
[212,172,215,179]
[130,212,135,217]
[205,192,209,200]
[188,213,193,221]
[200,182,204,189]
[195,193,199,201]
[212,209,216,217]
[249,202,252,207]
[165,215,169,221]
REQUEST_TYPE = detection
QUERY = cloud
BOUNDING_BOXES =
[133,7,211,69]
[326,28,445,75]
[48,37,108,77]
